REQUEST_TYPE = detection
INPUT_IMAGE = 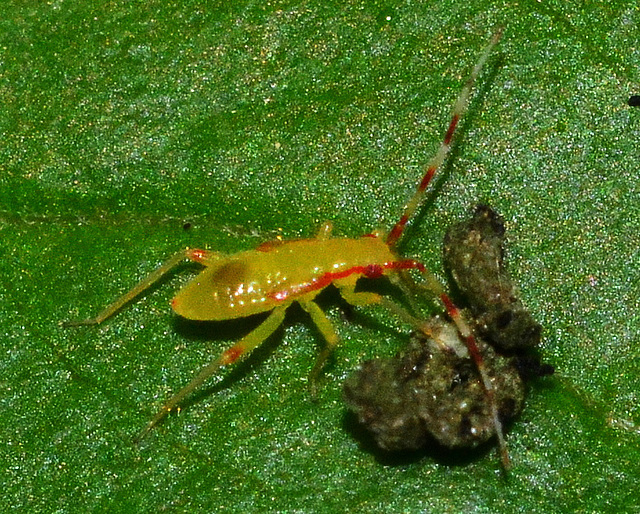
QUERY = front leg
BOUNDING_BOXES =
[298,300,339,396]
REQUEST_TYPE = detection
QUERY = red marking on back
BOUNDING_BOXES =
[188,249,208,262]
[221,347,244,365]
[444,115,460,145]
[272,290,290,301]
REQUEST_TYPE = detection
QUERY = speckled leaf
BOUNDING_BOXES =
[2,1,639,511]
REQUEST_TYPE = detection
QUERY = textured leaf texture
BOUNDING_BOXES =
[2,1,639,511]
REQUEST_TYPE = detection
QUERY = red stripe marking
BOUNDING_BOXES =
[440,293,459,317]
[418,167,436,192]
[386,215,409,245]
[221,347,243,365]
[267,259,426,301]
[464,334,485,369]
[444,115,459,145]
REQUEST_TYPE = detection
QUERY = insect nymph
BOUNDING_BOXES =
[65,30,506,462]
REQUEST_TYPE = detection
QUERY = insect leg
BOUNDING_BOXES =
[136,305,288,442]
[338,286,427,336]
[341,267,511,468]
[300,293,429,396]
[298,300,339,396]
[315,221,333,240]
[63,248,221,327]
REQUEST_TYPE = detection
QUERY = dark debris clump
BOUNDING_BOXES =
[443,204,541,351]
[344,317,526,451]
[343,205,552,456]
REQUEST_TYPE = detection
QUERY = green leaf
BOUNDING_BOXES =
[3,1,639,511]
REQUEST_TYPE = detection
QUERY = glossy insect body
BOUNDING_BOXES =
[173,232,409,321]
[65,29,506,460]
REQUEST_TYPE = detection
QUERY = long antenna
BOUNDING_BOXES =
[385,28,510,468]
[386,28,503,248]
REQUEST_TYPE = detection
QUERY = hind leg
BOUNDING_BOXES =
[136,305,288,442]
[63,248,222,326]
